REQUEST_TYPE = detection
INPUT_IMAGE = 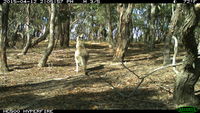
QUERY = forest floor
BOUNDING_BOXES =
[1,41,200,110]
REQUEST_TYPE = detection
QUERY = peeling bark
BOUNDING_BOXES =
[113,4,133,62]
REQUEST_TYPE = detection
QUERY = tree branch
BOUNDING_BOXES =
[172,36,180,75]
[120,61,182,97]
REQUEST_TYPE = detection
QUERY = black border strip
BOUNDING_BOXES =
[1,0,200,4]
[0,110,180,113]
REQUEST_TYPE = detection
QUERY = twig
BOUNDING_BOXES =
[155,84,173,94]
[121,62,140,79]
[127,78,144,97]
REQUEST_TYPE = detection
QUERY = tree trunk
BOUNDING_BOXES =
[97,24,103,42]
[64,14,70,47]
[173,4,200,107]
[106,4,114,48]
[148,4,157,50]
[113,4,133,62]
[38,4,55,67]
[90,14,95,41]
[0,4,9,74]
[143,5,151,46]
[31,27,49,47]
[59,23,64,47]
[163,4,181,65]
[59,4,70,48]
[22,4,31,55]
[8,23,20,48]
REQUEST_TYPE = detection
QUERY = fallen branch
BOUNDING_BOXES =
[140,63,182,79]
[121,63,140,79]
[121,62,182,79]
[120,62,182,97]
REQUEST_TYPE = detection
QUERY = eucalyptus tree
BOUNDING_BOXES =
[148,4,158,50]
[105,4,118,48]
[57,4,71,48]
[8,4,49,49]
[21,4,31,55]
[8,4,26,48]
[38,4,56,67]
[113,4,133,62]
[0,4,9,74]
[173,4,200,107]
[163,4,181,65]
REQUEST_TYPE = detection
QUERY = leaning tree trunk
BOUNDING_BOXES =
[173,4,200,107]
[0,4,9,74]
[38,4,55,67]
[113,4,133,62]
[22,4,31,55]
[163,4,181,65]
[31,27,49,47]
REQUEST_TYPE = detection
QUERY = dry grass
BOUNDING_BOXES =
[0,41,200,110]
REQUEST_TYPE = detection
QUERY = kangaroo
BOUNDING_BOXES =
[74,34,89,75]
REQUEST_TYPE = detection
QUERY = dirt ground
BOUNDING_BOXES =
[1,41,200,110]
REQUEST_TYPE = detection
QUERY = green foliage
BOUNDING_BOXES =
[7,4,179,42]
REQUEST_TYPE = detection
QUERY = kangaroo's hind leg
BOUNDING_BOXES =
[75,57,79,73]
[81,58,87,75]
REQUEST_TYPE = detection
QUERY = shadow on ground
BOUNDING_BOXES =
[0,74,169,110]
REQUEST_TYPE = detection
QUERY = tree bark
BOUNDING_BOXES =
[64,14,70,47]
[173,4,200,107]
[90,14,95,41]
[38,4,55,67]
[0,4,9,74]
[9,23,20,48]
[113,4,133,62]
[21,4,31,55]
[148,4,157,50]
[163,4,181,65]
[106,4,114,48]
[59,4,70,48]
[143,5,151,45]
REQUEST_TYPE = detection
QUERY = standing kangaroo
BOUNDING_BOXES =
[74,34,89,75]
